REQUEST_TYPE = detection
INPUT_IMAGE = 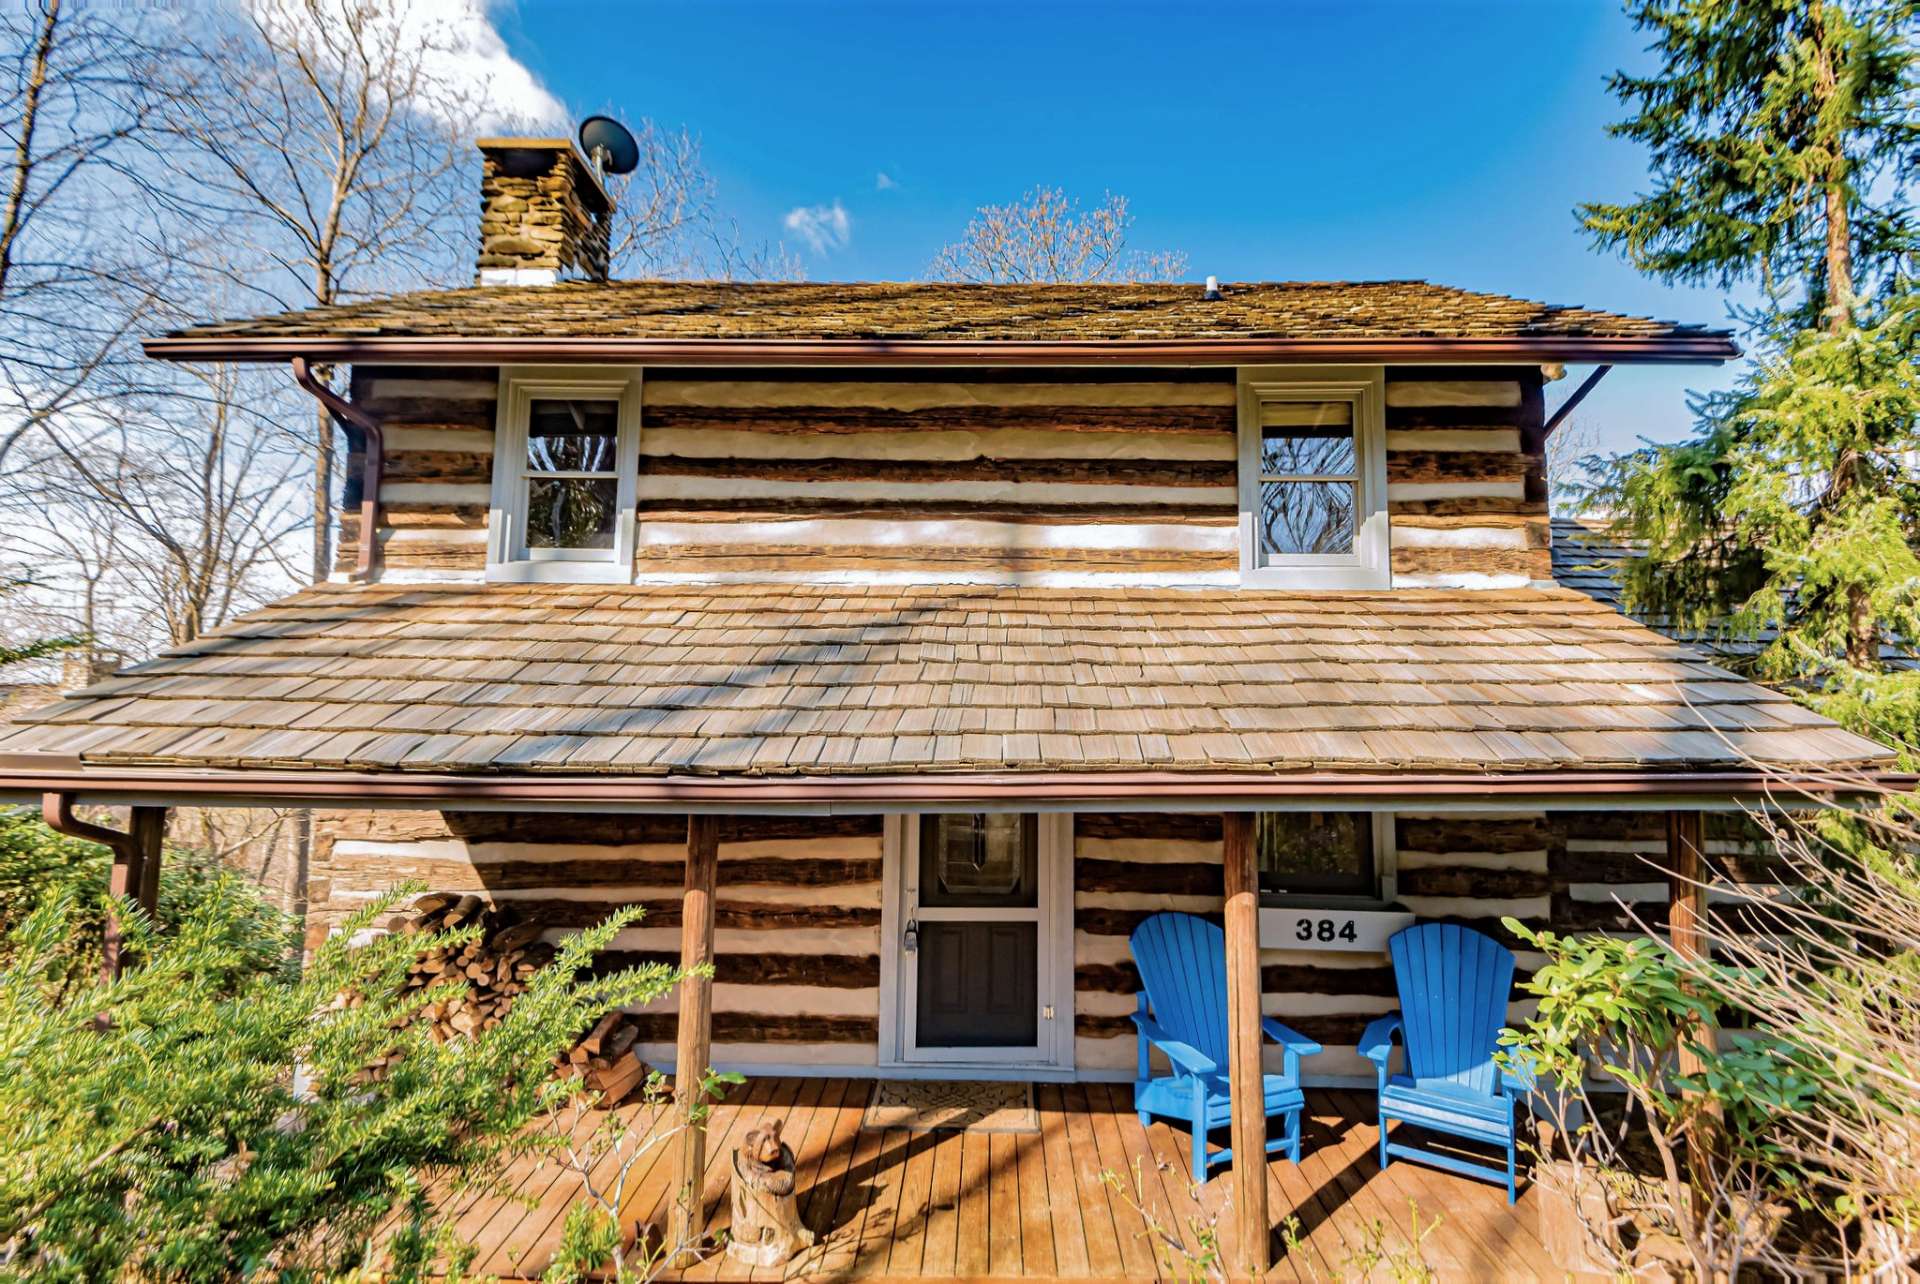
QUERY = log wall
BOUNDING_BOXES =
[631,369,1238,585]
[308,808,886,1070]
[307,802,1763,1082]
[338,367,497,578]
[1383,368,1550,587]
[336,364,1549,588]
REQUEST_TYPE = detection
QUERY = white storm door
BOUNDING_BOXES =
[896,812,1071,1069]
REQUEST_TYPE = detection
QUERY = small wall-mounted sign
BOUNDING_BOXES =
[1259,906,1416,954]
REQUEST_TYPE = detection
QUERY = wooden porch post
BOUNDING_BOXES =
[1666,809,1710,1077]
[42,795,166,983]
[668,814,720,1262]
[130,807,165,921]
[1222,811,1271,1276]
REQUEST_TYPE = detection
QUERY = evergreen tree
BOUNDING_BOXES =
[1582,0,1917,329]
[1577,0,1920,747]
[1585,292,1920,745]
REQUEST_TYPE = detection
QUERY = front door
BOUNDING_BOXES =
[897,812,1067,1067]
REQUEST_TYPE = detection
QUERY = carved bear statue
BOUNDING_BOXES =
[727,1118,815,1267]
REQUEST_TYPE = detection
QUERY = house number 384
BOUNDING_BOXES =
[1294,918,1360,944]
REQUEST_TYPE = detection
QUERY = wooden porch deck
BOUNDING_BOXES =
[440,1076,1560,1281]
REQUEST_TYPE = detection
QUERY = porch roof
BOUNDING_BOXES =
[0,583,1889,788]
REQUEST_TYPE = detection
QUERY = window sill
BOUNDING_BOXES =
[1241,564,1391,590]
[485,560,630,585]
[1260,893,1396,911]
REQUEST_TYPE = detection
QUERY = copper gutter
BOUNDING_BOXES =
[42,792,145,983]
[1542,364,1613,438]
[1,763,1904,812]
[291,357,384,582]
[146,334,1742,367]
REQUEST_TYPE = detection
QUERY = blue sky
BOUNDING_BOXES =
[496,0,1750,455]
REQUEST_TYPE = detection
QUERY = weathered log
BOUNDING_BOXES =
[586,950,880,990]
[1074,812,1221,842]
[585,1050,646,1107]
[1074,857,1222,896]
[580,1010,621,1055]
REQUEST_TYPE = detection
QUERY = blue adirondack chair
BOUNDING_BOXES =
[1360,922,1532,1203]
[1129,911,1322,1183]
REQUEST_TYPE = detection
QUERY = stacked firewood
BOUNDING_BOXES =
[349,892,650,1105]
[395,892,552,1039]
[559,1009,648,1105]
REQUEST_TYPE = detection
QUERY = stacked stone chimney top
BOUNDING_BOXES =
[476,138,613,287]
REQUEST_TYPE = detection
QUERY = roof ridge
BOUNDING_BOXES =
[147,277,1739,357]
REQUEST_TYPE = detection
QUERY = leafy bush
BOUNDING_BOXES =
[1502,785,1920,1278]
[0,806,293,993]
[0,876,679,1281]
[1500,924,1825,1279]
[0,806,111,980]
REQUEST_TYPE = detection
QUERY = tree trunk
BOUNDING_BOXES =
[311,401,332,582]
[1824,184,1854,332]
[1809,0,1855,333]
[1846,585,1879,670]
[0,0,57,303]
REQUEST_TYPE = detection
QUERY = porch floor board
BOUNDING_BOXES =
[442,1077,1557,1282]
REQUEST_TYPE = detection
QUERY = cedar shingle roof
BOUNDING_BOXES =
[151,280,1728,346]
[1551,517,1633,611]
[0,583,1887,777]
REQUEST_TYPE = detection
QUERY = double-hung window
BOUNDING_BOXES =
[1237,366,1388,588]
[487,368,640,582]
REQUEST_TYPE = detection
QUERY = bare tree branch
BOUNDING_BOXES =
[926,186,1187,284]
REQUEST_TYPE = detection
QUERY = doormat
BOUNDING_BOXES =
[861,1080,1038,1134]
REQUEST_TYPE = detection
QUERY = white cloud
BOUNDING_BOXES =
[427,0,568,130]
[875,171,898,191]
[783,200,851,254]
[246,0,568,132]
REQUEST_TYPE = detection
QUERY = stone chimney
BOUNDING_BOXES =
[475,138,613,286]
[59,649,120,693]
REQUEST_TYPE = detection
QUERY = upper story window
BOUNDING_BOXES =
[487,367,640,582]
[1237,366,1388,588]
[1257,811,1397,907]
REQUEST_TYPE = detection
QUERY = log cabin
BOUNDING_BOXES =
[0,137,1902,1274]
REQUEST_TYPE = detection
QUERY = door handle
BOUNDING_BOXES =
[903,920,918,952]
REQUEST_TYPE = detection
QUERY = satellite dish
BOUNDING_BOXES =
[578,116,640,176]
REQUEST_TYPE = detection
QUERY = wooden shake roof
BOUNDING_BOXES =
[141,280,1739,364]
[0,583,1886,778]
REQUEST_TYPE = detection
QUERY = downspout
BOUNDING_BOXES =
[1542,364,1612,438]
[291,357,384,581]
[43,791,144,985]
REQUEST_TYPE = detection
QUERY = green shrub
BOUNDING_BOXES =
[0,878,678,1281]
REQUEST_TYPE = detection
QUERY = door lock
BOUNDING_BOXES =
[903,920,918,952]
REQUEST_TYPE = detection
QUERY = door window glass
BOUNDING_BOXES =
[918,813,1037,908]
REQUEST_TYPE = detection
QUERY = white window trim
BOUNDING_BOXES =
[1257,811,1399,909]
[1237,364,1389,589]
[486,366,641,583]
